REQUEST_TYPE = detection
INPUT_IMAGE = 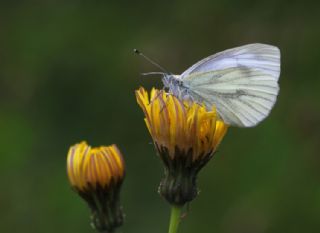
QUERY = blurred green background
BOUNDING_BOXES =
[1,1,320,233]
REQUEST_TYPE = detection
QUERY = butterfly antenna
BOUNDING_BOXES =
[141,72,166,76]
[133,49,169,74]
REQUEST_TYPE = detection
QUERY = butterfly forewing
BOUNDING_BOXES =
[181,43,280,81]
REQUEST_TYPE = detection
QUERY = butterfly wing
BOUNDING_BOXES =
[182,67,279,127]
[181,43,280,81]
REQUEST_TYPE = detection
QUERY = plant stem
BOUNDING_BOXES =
[168,205,183,233]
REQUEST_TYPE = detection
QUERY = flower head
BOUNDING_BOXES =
[67,141,125,232]
[136,87,228,205]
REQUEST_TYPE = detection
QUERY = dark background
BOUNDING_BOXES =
[1,1,320,233]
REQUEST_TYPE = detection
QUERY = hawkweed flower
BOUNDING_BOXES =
[136,87,228,206]
[67,141,125,233]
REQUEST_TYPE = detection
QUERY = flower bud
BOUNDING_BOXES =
[67,141,125,232]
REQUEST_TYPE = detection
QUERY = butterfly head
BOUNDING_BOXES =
[162,74,182,89]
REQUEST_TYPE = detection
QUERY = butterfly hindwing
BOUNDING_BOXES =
[182,67,279,127]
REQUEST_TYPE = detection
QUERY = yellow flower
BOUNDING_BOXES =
[67,141,125,192]
[136,87,228,160]
[136,87,228,205]
[66,141,125,233]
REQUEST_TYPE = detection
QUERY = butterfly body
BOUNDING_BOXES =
[162,74,193,102]
[160,43,280,128]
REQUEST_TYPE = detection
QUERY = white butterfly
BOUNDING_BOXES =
[160,43,281,127]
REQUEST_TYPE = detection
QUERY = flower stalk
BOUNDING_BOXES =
[168,205,182,233]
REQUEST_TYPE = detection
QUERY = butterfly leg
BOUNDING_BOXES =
[148,89,169,113]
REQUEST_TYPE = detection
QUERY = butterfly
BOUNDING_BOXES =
[136,43,280,127]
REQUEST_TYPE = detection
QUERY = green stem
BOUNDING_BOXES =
[168,205,183,233]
